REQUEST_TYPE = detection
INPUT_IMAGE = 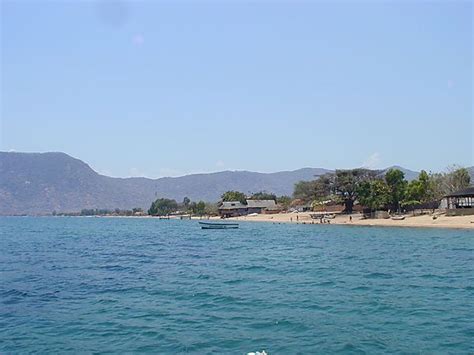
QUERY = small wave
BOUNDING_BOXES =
[98,264,132,271]
[419,273,446,280]
[337,342,365,353]
[364,272,393,279]
[1,289,29,297]
[223,278,245,285]
[237,265,270,272]
[315,281,335,287]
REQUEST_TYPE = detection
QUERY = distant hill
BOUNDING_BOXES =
[1,151,466,215]
[0,152,329,215]
[382,166,420,181]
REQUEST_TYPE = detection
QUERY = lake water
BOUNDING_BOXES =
[1,217,473,353]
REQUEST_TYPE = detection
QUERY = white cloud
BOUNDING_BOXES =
[362,152,381,169]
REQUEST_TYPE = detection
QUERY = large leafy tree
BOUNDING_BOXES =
[182,197,191,209]
[385,168,407,212]
[444,166,471,193]
[293,180,318,201]
[293,174,333,202]
[293,169,377,212]
[148,198,179,216]
[204,202,218,216]
[334,169,377,213]
[427,167,471,201]
[357,179,390,211]
[276,195,292,209]
[221,191,247,204]
[190,201,206,216]
[403,170,433,208]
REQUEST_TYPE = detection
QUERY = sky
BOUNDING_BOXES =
[1,0,472,178]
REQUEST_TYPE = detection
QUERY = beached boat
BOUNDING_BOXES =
[199,221,239,229]
[310,213,336,220]
[391,215,406,220]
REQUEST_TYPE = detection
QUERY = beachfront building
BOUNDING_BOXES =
[246,199,279,214]
[290,199,313,212]
[218,199,280,218]
[445,187,474,216]
[218,201,248,218]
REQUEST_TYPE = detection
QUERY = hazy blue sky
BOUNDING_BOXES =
[1,1,472,177]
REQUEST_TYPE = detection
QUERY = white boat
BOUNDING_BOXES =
[391,215,406,220]
[199,221,239,229]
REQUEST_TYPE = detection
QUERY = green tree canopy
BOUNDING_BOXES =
[428,166,471,201]
[221,191,247,204]
[276,195,292,209]
[293,174,333,202]
[293,169,377,212]
[357,179,390,211]
[444,166,471,193]
[204,202,218,216]
[182,197,191,208]
[196,201,206,215]
[403,170,434,208]
[385,168,407,212]
[293,180,318,201]
[148,198,179,216]
[334,169,377,213]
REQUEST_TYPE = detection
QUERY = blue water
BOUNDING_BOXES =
[1,217,473,353]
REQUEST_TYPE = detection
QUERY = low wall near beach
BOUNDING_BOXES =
[446,208,474,216]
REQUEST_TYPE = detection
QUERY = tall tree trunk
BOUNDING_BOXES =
[344,199,354,214]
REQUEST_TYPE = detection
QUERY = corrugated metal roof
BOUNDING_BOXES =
[246,200,277,209]
[219,201,247,210]
[445,186,474,197]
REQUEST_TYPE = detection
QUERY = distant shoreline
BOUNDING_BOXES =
[2,213,473,230]
[226,212,474,230]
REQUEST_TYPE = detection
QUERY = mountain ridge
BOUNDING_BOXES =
[0,152,332,215]
[1,151,467,215]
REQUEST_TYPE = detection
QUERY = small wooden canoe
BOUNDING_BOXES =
[199,221,239,229]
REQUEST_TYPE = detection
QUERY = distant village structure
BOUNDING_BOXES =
[444,187,474,216]
[218,201,248,218]
[219,200,279,218]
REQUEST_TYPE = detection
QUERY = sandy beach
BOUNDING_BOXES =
[226,212,474,230]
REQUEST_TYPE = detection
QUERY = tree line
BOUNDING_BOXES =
[147,190,293,216]
[147,197,218,216]
[293,166,471,214]
[120,166,473,217]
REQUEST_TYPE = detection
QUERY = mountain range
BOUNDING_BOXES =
[0,151,467,215]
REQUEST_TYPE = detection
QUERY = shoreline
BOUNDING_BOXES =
[3,213,473,230]
[226,212,474,230]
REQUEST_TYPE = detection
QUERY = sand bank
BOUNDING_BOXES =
[227,212,474,230]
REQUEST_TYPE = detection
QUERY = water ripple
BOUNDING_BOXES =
[0,217,473,353]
